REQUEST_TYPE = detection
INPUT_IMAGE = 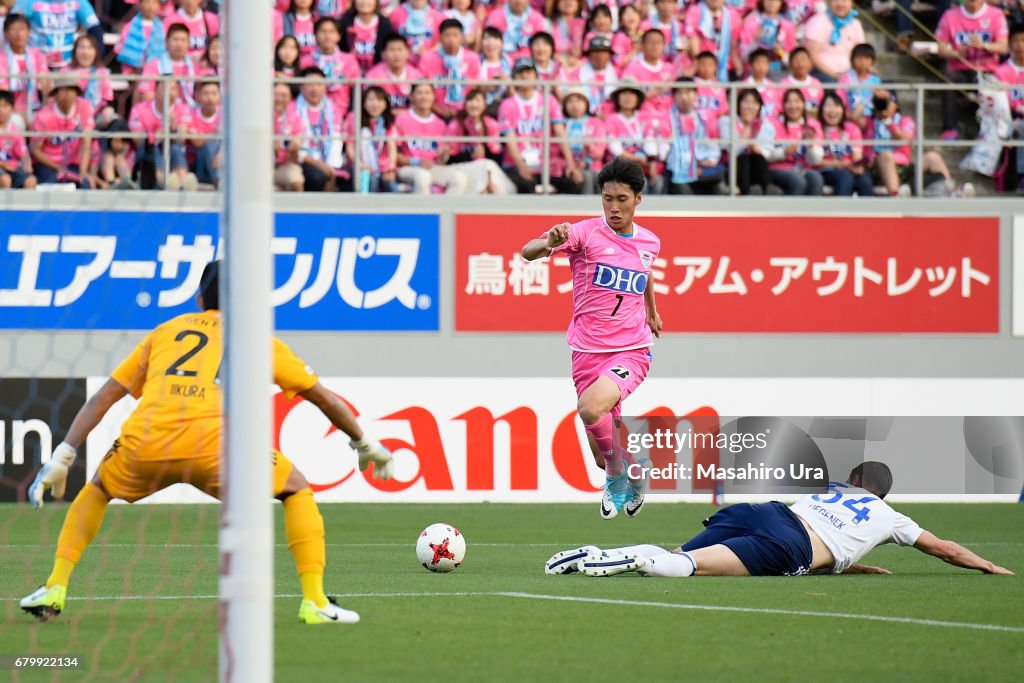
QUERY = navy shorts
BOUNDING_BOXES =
[681,502,813,576]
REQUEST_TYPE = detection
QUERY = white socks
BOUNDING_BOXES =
[604,544,670,560]
[637,551,697,577]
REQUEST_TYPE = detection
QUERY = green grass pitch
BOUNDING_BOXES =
[1,502,1022,682]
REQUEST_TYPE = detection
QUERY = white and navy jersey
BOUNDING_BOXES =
[789,483,924,574]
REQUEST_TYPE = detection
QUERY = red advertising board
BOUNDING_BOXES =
[455,214,999,333]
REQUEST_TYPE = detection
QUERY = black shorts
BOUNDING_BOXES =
[681,502,813,576]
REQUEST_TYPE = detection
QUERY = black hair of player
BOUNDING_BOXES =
[166,22,191,40]
[440,18,465,34]
[3,14,30,32]
[850,43,876,62]
[383,33,410,49]
[299,65,327,79]
[0,90,14,107]
[848,461,893,499]
[597,157,645,195]
[749,47,772,64]
[529,31,555,50]
[482,26,504,42]
[314,16,341,34]
[199,261,220,311]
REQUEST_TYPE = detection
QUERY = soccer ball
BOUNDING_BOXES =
[416,523,466,573]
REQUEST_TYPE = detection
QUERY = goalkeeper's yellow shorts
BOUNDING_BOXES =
[93,439,294,502]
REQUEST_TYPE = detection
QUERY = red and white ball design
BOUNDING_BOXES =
[416,523,466,573]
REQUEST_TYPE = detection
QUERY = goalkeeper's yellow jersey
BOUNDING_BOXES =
[109,309,318,460]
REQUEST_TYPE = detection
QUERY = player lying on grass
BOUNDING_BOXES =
[521,157,663,521]
[21,261,395,625]
[545,461,1014,578]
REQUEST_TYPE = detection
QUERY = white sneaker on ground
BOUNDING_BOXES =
[577,548,646,577]
[545,545,600,575]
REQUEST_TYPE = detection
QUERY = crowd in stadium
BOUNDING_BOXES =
[0,0,1020,194]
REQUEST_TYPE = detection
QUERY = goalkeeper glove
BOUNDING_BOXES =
[28,442,77,509]
[350,437,394,480]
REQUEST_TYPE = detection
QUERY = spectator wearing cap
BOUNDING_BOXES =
[935,0,1009,140]
[420,18,483,118]
[739,0,795,75]
[559,87,607,193]
[485,0,548,61]
[561,35,620,115]
[498,58,582,193]
[684,0,743,82]
[605,79,663,192]
[660,78,725,195]
[31,75,95,187]
[621,29,678,115]
[802,0,865,82]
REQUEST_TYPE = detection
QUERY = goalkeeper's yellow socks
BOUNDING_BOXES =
[47,482,109,588]
[283,488,328,608]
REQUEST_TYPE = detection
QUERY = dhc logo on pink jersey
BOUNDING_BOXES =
[592,264,647,294]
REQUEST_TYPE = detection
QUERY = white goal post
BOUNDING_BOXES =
[219,1,274,681]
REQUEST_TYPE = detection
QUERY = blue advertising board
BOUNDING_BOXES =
[0,210,439,331]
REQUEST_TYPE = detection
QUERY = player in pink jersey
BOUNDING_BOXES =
[521,157,662,518]
[779,47,823,116]
[936,0,1009,139]
[169,0,219,60]
[301,17,361,115]
[0,14,50,123]
[622,30,678,115]
[30,77,95,187]
[366,34,425,112]
[484,0,548,61]
[419,18,482,117]
[187,80,222,188]
[0,90,36,188]
[340,0,397,74]
[136,23,198,105]
[391,0,447,65]
[274,0,319,59]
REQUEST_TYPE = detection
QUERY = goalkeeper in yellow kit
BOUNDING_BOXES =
[20,261,393,625]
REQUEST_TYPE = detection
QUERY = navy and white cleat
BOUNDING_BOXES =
[577,549,646,577]
[545,545,600,575]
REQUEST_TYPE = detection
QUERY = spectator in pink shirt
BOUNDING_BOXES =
[559,88,607,193]
[274,0,319,59]
[444,87,517,192]
[31,76,95,187]
[802,0,865,81]
[188,80,222,188]
[273,82,305,191]
[684,0,743,81]
[622,29,678,115]
[0,14,50,124]
[419,18,482,118]
[169,0,219,60]
[63,34,113,124]
[339,0,397,74]
[136,23,199,105]
[613,4,645,68]
[301,17,360,115]
[391,0,447,65]
[366,34,425,113]
[199,34,221,77]
[739,0,795,74]
[485,0,548,61]
[345,85,400,192]
[548,0,586,61]
[129,79,197,190]
[0,89,36,188]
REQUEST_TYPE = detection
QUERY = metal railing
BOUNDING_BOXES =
[3,71,1022,194]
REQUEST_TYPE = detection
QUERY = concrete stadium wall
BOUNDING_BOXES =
[2,191,1020,380]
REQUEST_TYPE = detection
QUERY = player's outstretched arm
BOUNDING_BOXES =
[29,377,129,508]
[522,222,570,261]
[298,382,394,480]
[913,530,1014,575]
[842,564,893,575]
